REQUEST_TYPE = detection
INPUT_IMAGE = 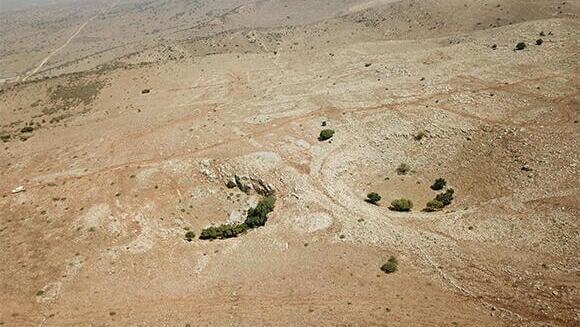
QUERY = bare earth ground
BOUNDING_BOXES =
[0,0,579,326]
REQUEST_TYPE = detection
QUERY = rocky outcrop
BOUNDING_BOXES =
[225,175,275,196]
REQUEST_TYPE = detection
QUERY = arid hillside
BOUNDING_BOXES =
[0,0,579,326]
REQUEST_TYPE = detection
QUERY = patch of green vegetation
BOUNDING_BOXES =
[245,196,276,228]
[424,188,456,212]
[435,188,455,206]
[381,256,398,274]
[199,223,248,240]
[365,192,382,205]
[200,196,277,240]
[319,129,335,141]
[424,199,444,212]
[389,198,413,212]
[184,231,195,241]
[430,178,447,191]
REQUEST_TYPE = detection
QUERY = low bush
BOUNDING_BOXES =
[515,42,526,50]
[430,178,447,191]
[365,192,382,205]
[319,129,335,141]
[184,231,195,241]
[424,199,444,212]
[424,188,456,212]
[381,256,398,274]
[435,188,455,206]
[389,198,413,212]
[396,163,410,175]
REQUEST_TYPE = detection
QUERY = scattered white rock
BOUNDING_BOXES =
[11,186,25,194]
[231,175,275,196]
[292,212,333,233]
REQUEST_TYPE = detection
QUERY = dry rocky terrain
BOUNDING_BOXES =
[0,0,579,325]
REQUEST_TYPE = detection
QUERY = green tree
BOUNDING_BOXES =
[366,192,382,205]
[435,188,455,206]
[430,178,447,191]
[381,256,398,274]
[245,196,276,228]
[319,129,335,141]
[185,231,195,241]
[424,199,444,212]
[389,198,413,212]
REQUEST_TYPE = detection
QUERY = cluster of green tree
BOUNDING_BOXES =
[199,196,277,240]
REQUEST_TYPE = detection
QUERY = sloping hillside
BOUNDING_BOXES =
[0,0,578,325]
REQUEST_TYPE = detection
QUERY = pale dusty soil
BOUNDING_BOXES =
[0,0,579,326]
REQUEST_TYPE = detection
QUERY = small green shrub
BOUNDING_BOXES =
[389,198,413,212]
[424,199,444,212]
[430,178,447,191]
[396,163,410,175]
[381,256,398,274]
[184,231,195,241]
[319,129,335,141]
[515,42,526,50]
[435,188,455,206]
[366,192,382,205]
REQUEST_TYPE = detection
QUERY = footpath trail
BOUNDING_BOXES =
[21,3,117,82]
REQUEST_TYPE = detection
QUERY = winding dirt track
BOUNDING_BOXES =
[21,3,117,82]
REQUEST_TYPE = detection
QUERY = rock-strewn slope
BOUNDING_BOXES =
[0,0,578,325]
